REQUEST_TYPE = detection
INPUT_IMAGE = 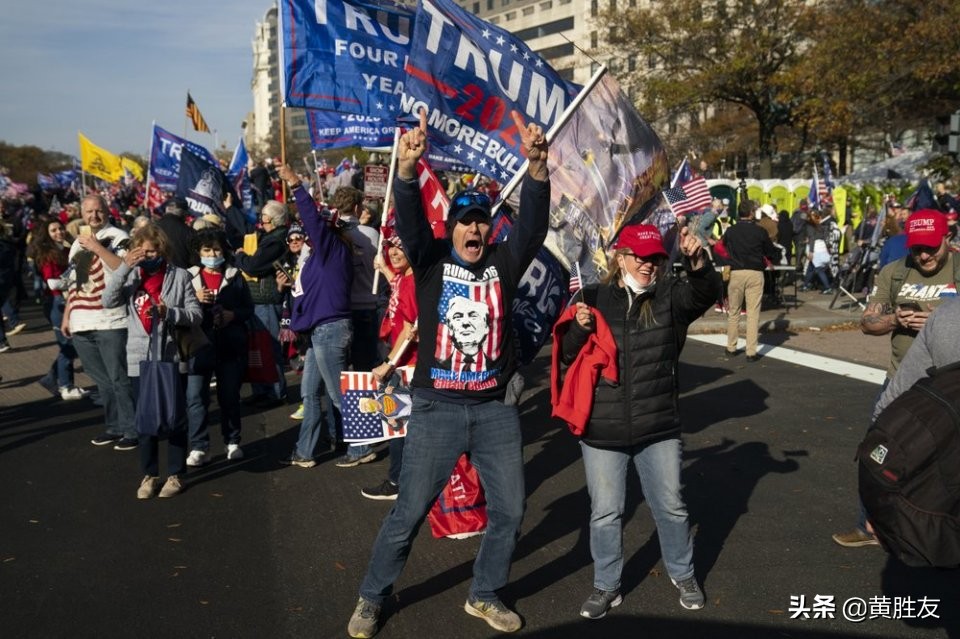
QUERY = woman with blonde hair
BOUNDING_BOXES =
[103,223,202,499]
[554,223,719,619]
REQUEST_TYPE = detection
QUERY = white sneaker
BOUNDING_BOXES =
[6,322,26,336]
[186,449,208,467]
[226,444,244,460]
[59,386,90,401]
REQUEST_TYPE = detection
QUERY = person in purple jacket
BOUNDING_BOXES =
[276,163,354,467]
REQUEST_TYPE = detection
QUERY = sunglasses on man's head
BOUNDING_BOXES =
[449,190,492,218]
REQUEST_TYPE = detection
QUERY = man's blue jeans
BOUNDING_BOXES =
[359,397,525,604]
[294,319,352,459]
[580,438,694,591]
[72,328,136,440]
[251,303,287,400]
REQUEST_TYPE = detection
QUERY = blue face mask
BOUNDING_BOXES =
[201,256,225,269]
[140,257,165,272]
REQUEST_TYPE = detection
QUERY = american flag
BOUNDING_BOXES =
[568,261,582,296]
[435,274,503,373]
[820,153,834,204]
[340,372,387,442]
[340,369,414,444]
[663,159,711,217]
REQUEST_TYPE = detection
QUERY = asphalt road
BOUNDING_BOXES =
[1,318,956,639]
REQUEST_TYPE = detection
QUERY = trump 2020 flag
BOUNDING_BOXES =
[149,124,220,191]
[307,109,396,149]
[341,369,413,444]
[176,149,236,218]
[402,0,579,183]
[279,0,413,118]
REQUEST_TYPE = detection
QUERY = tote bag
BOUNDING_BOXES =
[136,316,186,437]
[427,454,488,539]
[244,326,279,384]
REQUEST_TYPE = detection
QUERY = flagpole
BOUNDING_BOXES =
[144,120,156,213]
[493,64,608,214]
[311,149,320,193]
[372,127,403,294]
[280,105,288,202]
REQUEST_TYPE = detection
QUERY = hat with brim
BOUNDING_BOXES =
[448,189,492,224]
[905,210,948,248]
[613,224,668,259]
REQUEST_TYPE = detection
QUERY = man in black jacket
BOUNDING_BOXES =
[722,203,780,361]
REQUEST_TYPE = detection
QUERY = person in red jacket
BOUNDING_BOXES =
[556,222,719,620]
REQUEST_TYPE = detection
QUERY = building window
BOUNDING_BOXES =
[473,2,480,12]
[535,42,575,59]
[590,0,597,16]
[590,31,598,49]
[559,0,570,4]
[505,10,515,19]
[487,0,493,9]
[609,0,615,8]
[501,0,508,6]
[523,6,534,15]
[291,115,307,126]
[514,16,574,40]
[490,15,499,23]
[540,0,552,8]
[559,67,574,81]
[628,57,636,71]
[648,54,657,69]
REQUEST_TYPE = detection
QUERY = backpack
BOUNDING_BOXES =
[857,362,960,568]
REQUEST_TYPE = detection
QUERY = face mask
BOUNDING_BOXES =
[621,270,648,294]
[201,256,225,269]
[141,257,164,272]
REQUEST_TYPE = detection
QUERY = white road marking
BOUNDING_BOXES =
[689,334,886,385]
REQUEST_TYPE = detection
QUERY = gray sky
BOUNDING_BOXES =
[0,1,274,158]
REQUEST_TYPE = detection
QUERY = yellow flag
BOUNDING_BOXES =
[120,157,144,182]
[78,132,123,182]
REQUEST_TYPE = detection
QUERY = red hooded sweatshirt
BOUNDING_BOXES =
[550,303,619,436]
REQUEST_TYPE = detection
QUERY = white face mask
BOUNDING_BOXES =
[621,269,650,294]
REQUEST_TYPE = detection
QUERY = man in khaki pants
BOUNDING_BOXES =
[721,203,781,361]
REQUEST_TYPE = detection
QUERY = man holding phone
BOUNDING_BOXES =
[833,209,959,548]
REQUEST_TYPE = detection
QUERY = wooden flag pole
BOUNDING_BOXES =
[371,127,403,294]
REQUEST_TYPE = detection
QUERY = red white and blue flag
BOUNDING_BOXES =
[340,370,413,444]
[820,153,834,205]
[663,159,711,216]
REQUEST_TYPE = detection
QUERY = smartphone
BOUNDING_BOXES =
[898,302,921,312]
[273,260,295,283]
[79,224,92,237]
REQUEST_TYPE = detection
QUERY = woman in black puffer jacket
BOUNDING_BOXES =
[557,223,719,620]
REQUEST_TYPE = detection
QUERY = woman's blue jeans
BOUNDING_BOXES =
[580,438,694,591]
[294,319,352,459]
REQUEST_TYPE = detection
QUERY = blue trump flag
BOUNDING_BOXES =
[307,109,396,149]
[402,0,579,183]
[176,149,237,218]
[279,0,413,118]
[227,138,256,223]
[150,124,219,191]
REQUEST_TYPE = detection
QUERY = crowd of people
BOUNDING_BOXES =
[2,141,959,636]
